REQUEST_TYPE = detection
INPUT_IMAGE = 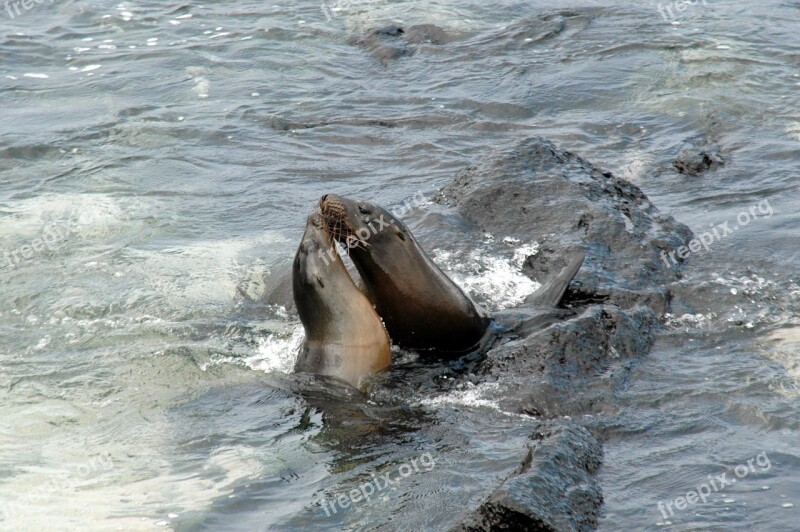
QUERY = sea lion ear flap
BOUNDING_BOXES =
[315,276,325,288]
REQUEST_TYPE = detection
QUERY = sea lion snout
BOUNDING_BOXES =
[307,212,326,230]
[319,194,346,217]
[295,213,335,282]
[303,213,332,242]
[320,194,354,241]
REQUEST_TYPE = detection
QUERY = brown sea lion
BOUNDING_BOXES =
[319,194,492,354]
[292,212,391,388]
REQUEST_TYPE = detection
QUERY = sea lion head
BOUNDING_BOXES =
[319,193,414,271]
[292,212,344,340]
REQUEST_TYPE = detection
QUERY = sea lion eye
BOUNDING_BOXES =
[396,230,406,241]
[358,205,370,215]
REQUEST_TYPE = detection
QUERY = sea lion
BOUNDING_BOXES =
[319,194,492,354]
[292,212,391,388]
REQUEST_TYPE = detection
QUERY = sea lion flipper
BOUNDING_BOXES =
[525,248,585,307]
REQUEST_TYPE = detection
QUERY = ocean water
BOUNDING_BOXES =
[1,0,798,530]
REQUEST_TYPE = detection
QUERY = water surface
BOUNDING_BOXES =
[1,0,798,529]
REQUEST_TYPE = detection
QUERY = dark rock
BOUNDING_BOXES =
[353,25,412,63]
[371,25,405,38]
[439,137,693,310]
[673,137,725,176]
[494,304,659,417]
[454,423,603,532]
[439,138,694,528]
[354,24,456,64]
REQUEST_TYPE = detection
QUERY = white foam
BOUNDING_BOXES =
[663,312,713,328]
[244,325,304,374]
[767,326,800,397]
[431,240,540,311]
[785,121,800,141]
[187,66,210,99]
[0,193,286,308]
[0,436,263,530]
[419,382,502,411]
[511,241,540,269]
[668,273,785,332]
[125,232,289,306]
[0,193,131,243]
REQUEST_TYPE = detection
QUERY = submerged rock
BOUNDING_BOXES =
[404,24,455,45]
[353,23,457,63]
[454,424,603,532]
[673,136,725,176]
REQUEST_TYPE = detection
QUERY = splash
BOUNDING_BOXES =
[419,382,503,411]
[431,238,540,310]
[245,325,305,374]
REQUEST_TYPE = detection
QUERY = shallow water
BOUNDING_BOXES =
[1,0,798,530]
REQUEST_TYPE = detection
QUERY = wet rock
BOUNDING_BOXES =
[354,24,455,63]
[673,137,725,176]
[436,138,687,415]
[494,304,659,417]
[372,25,405,38]
[439,137,693,310]
[404,24,456,45]
[351,25,411,63]
[436,138,694,527]
[454,423,603,532]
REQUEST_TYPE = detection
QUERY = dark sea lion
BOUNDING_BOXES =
[292,213,391,388]
[319,194,491,354]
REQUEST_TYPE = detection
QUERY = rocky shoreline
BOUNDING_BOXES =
[434,138,693,530]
